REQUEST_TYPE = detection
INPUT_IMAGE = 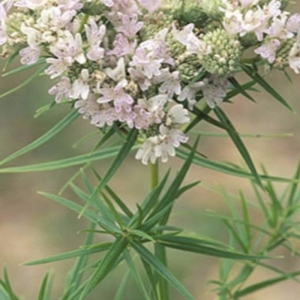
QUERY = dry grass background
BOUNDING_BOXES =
[2,5,300,300]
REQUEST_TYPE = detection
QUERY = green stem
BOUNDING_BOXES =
[149,161,170,300]
[150,161,159,190]
[78,14,89,33]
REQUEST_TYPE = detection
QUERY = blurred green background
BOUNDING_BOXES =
[2,10,300,300]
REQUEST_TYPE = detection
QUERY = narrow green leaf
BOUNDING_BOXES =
[242,64,294,112]
[113,270,131,300]
[3,268,19,300]
[63,223,96,298]
[80,170,116,222]
[38,192,120,232]
[149,140,197,221]
[0,145,126,173]
[103,182,133,218]
[38,272,52,300]
[123,250,151,300]
[79,129,138,217]
[287,161,300,213]
[0,110,79,166]
[176,149,294,183]
[23,242,111,265]
[2,58,46,77]
[228,77,255,102]
[129,229,156,243]
[0,65,47,100]
[234,270,300,297]
[227,264,253,288]
[91,167,133,218]
[0,285,9,300]
[101,192,125,229]
[38,192,98,223]
[157,237,272,260]
[80,237,128,299]
[132,242,195,300]
[214,107,262,188]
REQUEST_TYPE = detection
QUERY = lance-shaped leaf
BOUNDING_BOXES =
[242,64,294,112]
[38,192,120,232]
[214,107,262,188]
[0,65,47,100]
[0,110,79,166]
[234,270,300,297]
[37,272,52,300]
[79,128,138,217]
[132,242,195,300]
[0,145,126,173]
[80,237,128,299]
[157,235,273,260]
[23,242,111,266]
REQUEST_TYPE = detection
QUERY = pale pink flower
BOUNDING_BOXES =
[71,69,90,100]
[165,104,190,127]
[156,70,181,98]
[48,76,71,102]
[97,79,134,112]
[14,0,48,10]
[172,23,209,56]
[137,0,161,13]
[75,95,101,119]
[265,13,294,40]
[255,39,281,63]
[105,58,126,82]
[115,14,143,38]
[50,31,86,64]
[91,105,118,127]
[128,67,152,91]
[108,34,137,56]
[287,14,300,34]
[19,46,41,65]
[178,82,205,109]
[200,77,229,108]
[130,47,163,79]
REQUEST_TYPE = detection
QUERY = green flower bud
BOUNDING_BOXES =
[274,38,295,69]
[140,11,174,41]
[200,29,241,76]
[177,54,202,82]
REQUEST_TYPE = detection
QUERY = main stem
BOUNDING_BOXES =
[150,162,170,300]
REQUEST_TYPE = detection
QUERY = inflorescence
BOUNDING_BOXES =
[0,0,300,164]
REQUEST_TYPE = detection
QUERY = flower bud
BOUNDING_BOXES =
[274,38,295,69]
[200,29,241,76]
[177,54,201,82]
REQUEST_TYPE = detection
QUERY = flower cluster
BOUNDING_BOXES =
[0,0,300,164]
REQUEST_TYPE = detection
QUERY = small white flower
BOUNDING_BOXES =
[105,58,126,82]
[71,69,90,100]
[166,104,190,127]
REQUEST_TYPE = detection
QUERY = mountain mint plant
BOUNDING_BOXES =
[1,0,300,299]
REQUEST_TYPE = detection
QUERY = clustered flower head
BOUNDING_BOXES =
[1,0,300,164]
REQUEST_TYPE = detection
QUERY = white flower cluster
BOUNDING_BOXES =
[0,0,300,164]
[220,0,300,71]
